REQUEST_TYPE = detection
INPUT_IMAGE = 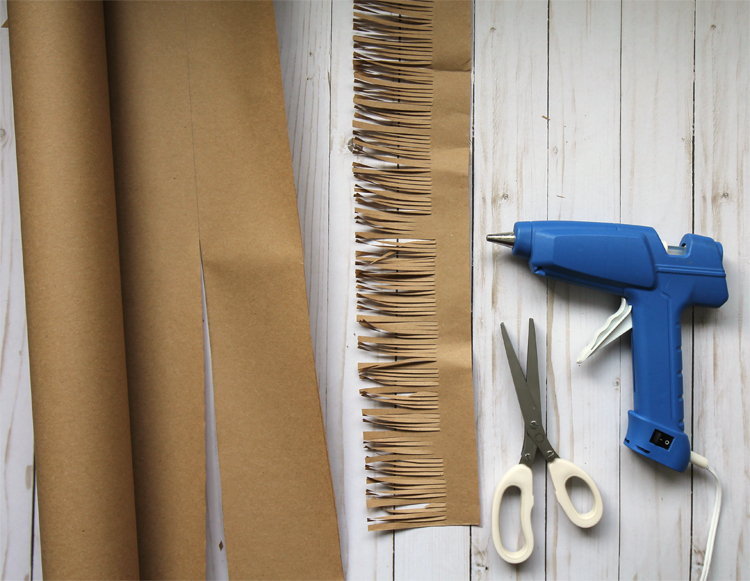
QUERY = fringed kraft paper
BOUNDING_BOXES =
[353,0,479,531]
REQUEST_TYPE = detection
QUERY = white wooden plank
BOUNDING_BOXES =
[546,2,621,578]
[0,2,746,579]
[394,527,469,581]
[328,1,394,578]
[276,5,387,579]
[693,2,750,579]
[0,6,36,578]
[621,0,697,244]
[275,0,332,413]
[619,2,695,579]
[31,480,40,581]
[202,268,229,581]
[471,1,549,580]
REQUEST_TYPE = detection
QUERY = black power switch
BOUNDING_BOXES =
[650,429,674,450]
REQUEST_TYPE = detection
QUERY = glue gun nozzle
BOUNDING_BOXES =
[487,233,516,248]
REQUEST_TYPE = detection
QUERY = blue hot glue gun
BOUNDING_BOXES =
[488,221,728,472]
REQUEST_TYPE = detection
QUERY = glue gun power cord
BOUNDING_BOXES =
[690,451,722,581]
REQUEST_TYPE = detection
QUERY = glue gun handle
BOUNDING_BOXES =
[624,288,691,472]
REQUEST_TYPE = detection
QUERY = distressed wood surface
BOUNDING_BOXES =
[1,1,748,579]
[545,2,622,577]
[472,2,549,580]
[276,0,332,413]
[692,2,750,579]
[277,1,749,579]
[279,2,395,579]
[328,2,395,577]
[0,2,36,578]
[619,2,695,578]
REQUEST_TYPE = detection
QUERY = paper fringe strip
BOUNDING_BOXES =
[353,0,446,531]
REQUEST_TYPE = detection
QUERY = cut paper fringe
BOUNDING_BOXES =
[353,0,447,531]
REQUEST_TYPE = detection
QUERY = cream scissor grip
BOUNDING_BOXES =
[491,463,534,564]
[548,458,603,527]
[492,320,603,564]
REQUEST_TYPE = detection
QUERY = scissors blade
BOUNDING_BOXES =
[525,319,541,409]
[502,321,559,463]
[500,322,544,430]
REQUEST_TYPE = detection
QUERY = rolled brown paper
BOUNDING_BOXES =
[7,1,140,578]
[104,3,206,578]
[104,2,342,578]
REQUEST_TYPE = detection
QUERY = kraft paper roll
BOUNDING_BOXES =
[7,1,140,578]
[104,2,343,578]
[10,1,344,577]
[104,3,206,578]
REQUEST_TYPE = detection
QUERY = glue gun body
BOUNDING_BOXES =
[499,221,728,472]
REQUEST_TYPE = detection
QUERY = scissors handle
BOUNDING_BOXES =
[491,464,534,564]
[547,458,604,528]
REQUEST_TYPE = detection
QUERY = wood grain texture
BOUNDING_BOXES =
[471,2,549,579]
[329,1,395,577]
[394,527,469,581]
[276,0,332,413]
[546,2,621,577]
[693,2,750,579]
[2,1,749,578]
[0,9,35,579]
[619,3,695,579]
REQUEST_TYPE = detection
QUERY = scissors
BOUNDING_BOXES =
[491,319,604,564]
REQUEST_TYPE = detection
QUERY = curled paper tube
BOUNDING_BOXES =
[104,1,206,577]
[7,1,140,577]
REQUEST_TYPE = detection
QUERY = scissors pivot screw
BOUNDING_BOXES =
[530,421,539,428]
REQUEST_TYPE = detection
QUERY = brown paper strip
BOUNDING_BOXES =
[354,0,479,531]
[104,3,206,578]
[7,1,140,577]
[149,2,342,578]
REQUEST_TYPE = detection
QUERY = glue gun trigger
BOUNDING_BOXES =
[577,297,633,364]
